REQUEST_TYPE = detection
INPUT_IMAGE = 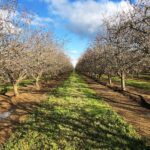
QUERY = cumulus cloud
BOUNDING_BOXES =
[41,0,132,37]
[0,9,54,35]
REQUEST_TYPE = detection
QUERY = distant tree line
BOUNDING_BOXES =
[76,0,150,91]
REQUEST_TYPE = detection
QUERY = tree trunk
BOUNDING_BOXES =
[92,73,95,79]
[35,77,40,90]
[90,73,92,77]
[13,82,19,97]
[136,72,140,78]
[99,74,102,81]
[96,74,99,80]
[121,72,126,91]
[131,73,134,79]
[98,74,100,81]
[108,75,112,85]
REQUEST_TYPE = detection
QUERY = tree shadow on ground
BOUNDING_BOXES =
[0,73,149,149]
[88,75,150,110]
[0,74,70,145]
[1,100,148,149]
[82,75,150,146]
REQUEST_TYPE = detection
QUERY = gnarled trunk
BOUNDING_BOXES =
[32,72,43,90]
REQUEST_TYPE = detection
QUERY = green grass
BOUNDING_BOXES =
[0,79,34,94]
[18,79,34,87]
[134,74,150,81]
[112,77,150,90]
[125,79,150,90]
[102,75,150,90]
[1,73,147,150]
[0,84,12,94]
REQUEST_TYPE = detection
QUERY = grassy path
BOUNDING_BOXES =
[1,73,147,150]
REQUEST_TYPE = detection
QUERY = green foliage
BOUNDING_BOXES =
[1,73,147,150]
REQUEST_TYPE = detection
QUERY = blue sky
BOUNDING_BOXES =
[19,0,134,66]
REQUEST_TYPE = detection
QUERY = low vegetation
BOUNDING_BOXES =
[101,75,150,90]
[114,78,150,91]
[1,73,147,149]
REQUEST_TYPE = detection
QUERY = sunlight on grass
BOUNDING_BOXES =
[1,73,147,150]
[0,79,34,94]
[126,79,150,90]
[102,75,150,90]
[113,77,150,90]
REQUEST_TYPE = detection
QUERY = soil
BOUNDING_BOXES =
[100,77,150,104]
[0,74,69,145]
[83,76,150,145]
[1,74,150,146]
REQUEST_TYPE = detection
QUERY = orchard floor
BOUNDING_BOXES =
[1,73,148,149]
[0,74,68,145]
[83,75,150,146]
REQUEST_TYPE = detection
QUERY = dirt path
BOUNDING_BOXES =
[83,76,150,145]
[0,74,69,145]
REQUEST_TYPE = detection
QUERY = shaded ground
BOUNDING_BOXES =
[100,75,150,104]
[83,75,150,145]
[0,74,69,145]
[126,86,150,105]
[1,73,147,149]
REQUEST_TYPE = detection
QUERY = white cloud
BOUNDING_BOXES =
[0,9,54,35]
[30,14,53,26]
[41,0,132,37]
